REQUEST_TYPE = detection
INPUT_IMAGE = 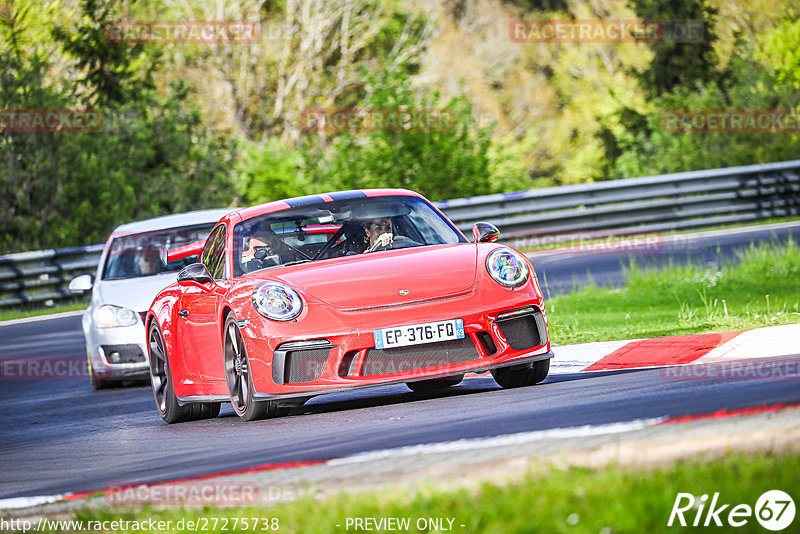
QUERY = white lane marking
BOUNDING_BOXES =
[696,324,800,363]
[550,339,638,373]
[0,494,66,510]
[327,418,664,466]
[0,310,85,328]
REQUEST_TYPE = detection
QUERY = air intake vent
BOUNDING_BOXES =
[495,307,546,351]
[273,340,333,384]
[362,337,478,376]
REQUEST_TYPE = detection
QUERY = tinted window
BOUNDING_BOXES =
[102,224,214,280]
[202,224,227,279]
[232,195,466,276]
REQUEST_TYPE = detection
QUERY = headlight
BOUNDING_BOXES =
[252,282,303,321]
[486,249,529,288]
[93,304,138,328]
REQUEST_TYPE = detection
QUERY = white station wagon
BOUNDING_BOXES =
[69,209,231,389]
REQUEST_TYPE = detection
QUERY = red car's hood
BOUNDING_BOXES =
[273,244,476,310]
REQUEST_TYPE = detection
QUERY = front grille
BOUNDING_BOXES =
[361,337,479,376]
[495,308,545,351]
[273,340,333,384]
[284,349,330,383]
[101,344,146,364]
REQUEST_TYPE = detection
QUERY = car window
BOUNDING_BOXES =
[202,224,227,280]
[102,224,214,280]
[232,195,466,277]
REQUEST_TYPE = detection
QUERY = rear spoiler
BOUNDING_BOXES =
[165,239,206,264]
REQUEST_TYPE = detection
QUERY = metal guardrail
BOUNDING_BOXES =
[436,160,800,247]
[2,160,799,310]
[0,245,103,308]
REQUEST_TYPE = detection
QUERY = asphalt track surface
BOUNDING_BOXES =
[1,222,799,499]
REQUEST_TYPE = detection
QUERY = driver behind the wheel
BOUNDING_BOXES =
[364,217,394,252]
[241,226,295,270]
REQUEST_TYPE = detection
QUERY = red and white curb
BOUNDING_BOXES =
[550,323,800,375]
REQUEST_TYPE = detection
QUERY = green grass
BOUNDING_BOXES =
[0,300,87,322]
[37,451,799,533]
[546,238,800,345]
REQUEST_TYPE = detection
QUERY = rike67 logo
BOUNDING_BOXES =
[669,490,795,531]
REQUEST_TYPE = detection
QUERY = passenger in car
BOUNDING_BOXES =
[364,217,394,252]
[137,246,162,276]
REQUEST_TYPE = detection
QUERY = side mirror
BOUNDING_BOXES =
[68,274,93,294]
[472,222,500,243]
[177,263,214,285]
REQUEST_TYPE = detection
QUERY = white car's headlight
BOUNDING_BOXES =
[252,282,303,321]
[93,304,138,328]
[486,249,530,288]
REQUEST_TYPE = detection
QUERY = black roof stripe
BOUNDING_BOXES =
[326,190,368,200]
[283,195,326,207]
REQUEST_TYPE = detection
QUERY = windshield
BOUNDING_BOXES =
[102,224,214,280]
[233,195,466,277]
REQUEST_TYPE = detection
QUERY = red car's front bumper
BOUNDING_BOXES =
[240,280,551,399]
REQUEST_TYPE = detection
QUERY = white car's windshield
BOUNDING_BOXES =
[102,225,214,280]
[233,195,466,276]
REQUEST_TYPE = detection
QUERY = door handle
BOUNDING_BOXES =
[178,310,189,317]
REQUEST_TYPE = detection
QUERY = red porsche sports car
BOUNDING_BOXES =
[146,189,552,423]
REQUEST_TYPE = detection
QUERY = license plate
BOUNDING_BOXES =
[374,319,464,349]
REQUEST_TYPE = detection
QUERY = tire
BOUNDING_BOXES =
[491,359,550,389]
[223,314,288,422]
[406,374,464,392]
[89,357,117,390]
[91,374,116,390]
[148,321,220,424]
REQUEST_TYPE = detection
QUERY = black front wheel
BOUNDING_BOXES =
[491,359,550,389]
[406,374,464,392]
[148,321,220,424]
[224,314,288,422]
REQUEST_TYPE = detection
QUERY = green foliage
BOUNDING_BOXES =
[0,1,235,253]
[51,0,155,107]
[598,3,800,179]
[306,63,494,201]
[610,51,800,178]
[757,16,800,89]
[627,0,720,98]
[236,138,315,204]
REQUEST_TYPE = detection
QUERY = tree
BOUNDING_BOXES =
[627,0,720,97]
[0,0,236,253]
[305,63,494,201]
